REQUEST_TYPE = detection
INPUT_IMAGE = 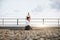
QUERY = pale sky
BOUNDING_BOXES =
[0,0,60,18]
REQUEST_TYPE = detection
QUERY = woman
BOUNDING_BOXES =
[25,12,32,30]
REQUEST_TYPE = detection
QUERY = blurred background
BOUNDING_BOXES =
[0,0,60,27]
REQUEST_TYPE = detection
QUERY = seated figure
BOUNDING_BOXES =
[25,12,32,30]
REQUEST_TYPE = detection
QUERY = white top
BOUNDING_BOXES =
[26,20,30,26]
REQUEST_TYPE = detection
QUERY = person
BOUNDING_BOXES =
[25,12,32,30]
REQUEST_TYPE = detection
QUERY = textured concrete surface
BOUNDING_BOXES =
[0,27,60,40]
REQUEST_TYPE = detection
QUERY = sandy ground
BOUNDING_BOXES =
[0,27,60,40]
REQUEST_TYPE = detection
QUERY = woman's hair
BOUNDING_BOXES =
[26,17,30,20]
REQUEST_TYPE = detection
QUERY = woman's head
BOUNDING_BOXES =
[26,17,31,21]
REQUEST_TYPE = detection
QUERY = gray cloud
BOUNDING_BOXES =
[50,0,60,10]
[32,5,44,12]
[14,10,20,12]
[0,0,2,7]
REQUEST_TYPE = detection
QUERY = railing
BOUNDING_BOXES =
[0,18,60,27]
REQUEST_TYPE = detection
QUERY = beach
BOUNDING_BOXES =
[0,27,60,40]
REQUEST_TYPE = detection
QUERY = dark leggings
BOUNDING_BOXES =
[25,25,32,30]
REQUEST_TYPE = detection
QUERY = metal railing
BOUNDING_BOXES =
[0,18,60,26]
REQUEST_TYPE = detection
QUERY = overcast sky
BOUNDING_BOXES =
[0,0,60,18]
